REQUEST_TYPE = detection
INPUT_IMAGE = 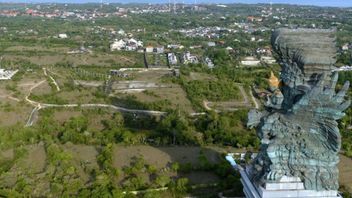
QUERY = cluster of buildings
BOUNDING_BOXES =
[177,26,237,38]
[110,38,144,52]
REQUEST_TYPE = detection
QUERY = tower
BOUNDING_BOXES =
[173,0,176,14]
[270,0,273,16]
[169,0,171,12]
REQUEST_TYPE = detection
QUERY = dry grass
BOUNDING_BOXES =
[130,70,172,82]
[339,155,352,192]
[3,52,142,67]
[131,87,194,113]
[5,45,70,52]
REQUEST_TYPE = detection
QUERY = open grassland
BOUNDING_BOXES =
[131,87,195,113]
[2,51,144,67]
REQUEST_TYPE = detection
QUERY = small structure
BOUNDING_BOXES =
[0,69,19,80]
[207,42,216,47]
[167,53,178,65]
[182,51,198,64]
[110,38,143,52]
[110,70,128,78]
[241,56,260,66]
[260,56,276,64]
[204,57,214,69]
[110,39,126,51]
[341,43,350,51]
[145,46,154,53]
[155,46,164,54]
[58,33,68,39]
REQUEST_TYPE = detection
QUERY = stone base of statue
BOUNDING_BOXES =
[240,169,342,198]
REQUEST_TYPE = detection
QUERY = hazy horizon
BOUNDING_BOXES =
[0,0,351,8]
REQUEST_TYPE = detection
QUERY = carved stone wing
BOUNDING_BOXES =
[292,72,350,152]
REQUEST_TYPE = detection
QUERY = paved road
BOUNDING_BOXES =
[249,89,260,109]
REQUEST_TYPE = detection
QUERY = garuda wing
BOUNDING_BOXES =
[291,72,350,152]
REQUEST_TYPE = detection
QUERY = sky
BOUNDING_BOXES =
[0,0,351,8]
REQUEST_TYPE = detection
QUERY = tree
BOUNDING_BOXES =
[155,175,171,188]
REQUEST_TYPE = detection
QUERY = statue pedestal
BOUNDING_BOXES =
[241,170,342,198]
[225,154,342,198]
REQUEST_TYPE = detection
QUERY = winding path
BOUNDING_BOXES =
[25,70,168,126]
[25,68,259,126]
[43,68,60,91]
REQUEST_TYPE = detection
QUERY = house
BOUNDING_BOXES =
[342,43,350,51]
[247,16,263,22]
[182,51,198,64]
[241,56,260,66]
[0,69,19,80]
[168,53,178,65]
[110,39,126,51]
[261,56,276,64]
[126,38,143,50]
[110,38,143,52]
[207,42,216,47]
[155,46,164,54]
[145,46,154,53]
[205,57,214,69]
[167,44,184,49]
[58,33,68,39]
[145,46,165,54]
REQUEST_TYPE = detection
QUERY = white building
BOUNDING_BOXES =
[183,51,198,64]
[261,56,276,64]
[342,43,349,51]
[207,42,216,47]
[110,38,143,51]
[58,33,68,39]
[241,56,261,66]
[110,39,126,51]
[168,53,178,65]
[0,69,19,80]
[145,46,154,53]
[205,57,214,69]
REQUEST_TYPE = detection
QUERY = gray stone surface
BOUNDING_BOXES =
[247,28,350,193]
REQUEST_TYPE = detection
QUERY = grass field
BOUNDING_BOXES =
[131,87,195,113]
[2,51,144,67]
